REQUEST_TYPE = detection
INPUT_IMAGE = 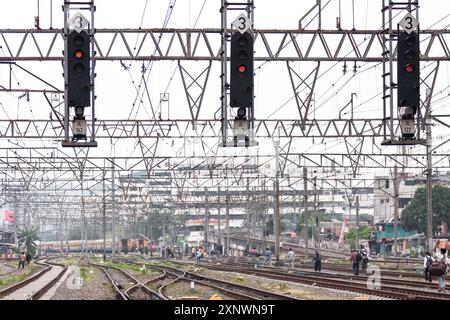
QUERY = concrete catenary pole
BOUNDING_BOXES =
[274,140,281,263]
[426,114,433,252]
[393,165,399,257]
[204,187,209,246]
[313,176,319,246]
[225,191,230,255]
[102,168,106,261]
[355,195,359,250]
[111,160,116,257]
[217,187,221,249]
[303,167,308,258]
[246,177,250,249]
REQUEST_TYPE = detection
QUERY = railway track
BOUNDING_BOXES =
[247,268,450,300]
[218,256,424,279]
[210,256,442,292]
[167,259,449,300]
[293,270,446,292]
[89,262,163,300]
[0,263,18,278]
[274,243,424,270]
[141,266,178,295]
[122,259,296,300]
[0,258,67,300]
[293,262,424,279]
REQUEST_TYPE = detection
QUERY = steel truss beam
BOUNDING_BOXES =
[1,28,450,62]
[0,118,403,138]
[1,115,450,139]
[1,149,450,172]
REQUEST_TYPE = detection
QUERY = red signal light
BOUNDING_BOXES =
[405,64,414,73]
[74,50,84,59]
[238,65,246,73]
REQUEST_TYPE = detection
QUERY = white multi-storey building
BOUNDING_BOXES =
[373,172,450,223]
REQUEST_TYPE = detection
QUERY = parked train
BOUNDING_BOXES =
[37,238,153,254]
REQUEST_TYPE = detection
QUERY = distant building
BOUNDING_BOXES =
[374,172,450,224]
[368,220,421,256]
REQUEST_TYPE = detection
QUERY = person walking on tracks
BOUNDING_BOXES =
[25,252,32,267]
[286,248,295,268]
[313,249,322,272]
[195,248,202,264]
[351,249,362,275]
[430,241,450,293]
[18,252,26,270]
[361,249,369,274]
[423,251,434,282]
[263,248,272,267]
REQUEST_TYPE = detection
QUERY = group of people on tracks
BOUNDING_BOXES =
[17,251,32,270]
[423,240,450,293]
[348,240,450,294]
[350,248,369,275]
[262,247,322,271]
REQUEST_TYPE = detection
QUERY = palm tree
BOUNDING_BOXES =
[17,225,40,257]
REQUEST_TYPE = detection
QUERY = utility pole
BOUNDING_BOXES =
[217,187,221,252]
[313,176,319,247]
[81,171,85,255]
[102,168,106,261]
[246,177,250,249]
[64,205,68,253]
[13,194,18,247]
[204,187,209,246]
[262,176,268,248]
[355,195,359,250]
[162,224,165,249]
[275,173,281,263]
[426,113,433,252]
[303,167,308,257]
[111,160,116,257]
[393,165,400,257]
[225,191,230,255]
[274,140,281,263]
[59,202,63,254]
[25,205,30,226]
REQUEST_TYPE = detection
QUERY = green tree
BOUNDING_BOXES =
[401,185,450,234]
[17,225,40,257]
[345,225,373,249]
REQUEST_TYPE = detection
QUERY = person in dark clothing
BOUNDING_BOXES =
[166,247,173,259]
[25,252,32,265]
[424,251,433,282]
[351,249,361,275]
[361,249,369,274]
[355,250,362,275]
[313,250,322,272]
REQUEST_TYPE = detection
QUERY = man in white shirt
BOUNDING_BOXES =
[286,248,295,268]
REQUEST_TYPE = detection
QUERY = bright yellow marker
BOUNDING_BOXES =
[210,294,223,300]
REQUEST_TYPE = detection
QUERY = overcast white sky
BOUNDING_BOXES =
[0,0,449,184]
